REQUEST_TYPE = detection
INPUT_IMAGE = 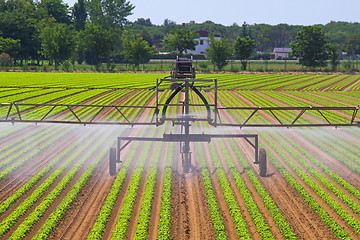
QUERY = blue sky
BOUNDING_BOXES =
[64,0,360,26]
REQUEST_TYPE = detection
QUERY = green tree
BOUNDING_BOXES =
[80,23,114,65]
[0,37,21,59]
[122,30,154,68]
[163,28,198,55]
[233,36,256,70]
[0,0,39,63]
[140,29,153,46]
[344,34,360,59]
[37,0,71,24]
[206,35,231,71]
[39,21,75,69]
[326,43,340,71]
[134,18,152,26]
[290,25,328,68]
[73,0,87,31]
[87,0,134,30]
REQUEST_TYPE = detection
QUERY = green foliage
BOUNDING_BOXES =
[344,34,360,56]
[0,37,21,59]
[206,35,231,71]
[342,60,355,72]
[163,28,198,55]
[233,36,256,70]
[80,23,114,65]
[122,30,154,67]
[39,21,75,69]
[87,0,134,30]
[326,43,340,71]
[197,61,209,71]
[0,0,39,60]
[37,0,71,24]
[73,0,87,31]
[290,26,328,68]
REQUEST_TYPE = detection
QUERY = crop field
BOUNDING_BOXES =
[0,72,360,239]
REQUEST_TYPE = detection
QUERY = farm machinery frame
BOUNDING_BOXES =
[0,57,359,177]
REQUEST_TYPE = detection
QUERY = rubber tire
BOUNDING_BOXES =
[259,148,267,177]
[109,148,116,176]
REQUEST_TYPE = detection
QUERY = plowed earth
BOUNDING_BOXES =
[0,84,360,239]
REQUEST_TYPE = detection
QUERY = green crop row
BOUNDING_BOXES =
[19,89,86,119]
[223,88,354,238]
[133,141,163,239]
[228,140,297,239]
[110,136,154,239]
[155,92,178,240]
[298,131,360,175]
[215,90,297,239]
[0,129,100,237]
[7,130,106,239]
[71,90,131,121]
[206,91,275,239]
[29,89,111,121]
[156,167,172,240]
[0,124,28,142]
[32,131,113,240]
[325,75,360,91]
[238,87,360,235]
[261,134,350,239]
[191,90,229,239]
[2,72,359,91]
[279,131,360,205]
[0,129,87,217]
[207,145,251,239]
[87,137,141,239]
[0,126,70,181]
[303,75,345,91]
[267,133,360,235]
[195,144,227,239]
[0,72,165,89]
[0,127,50,169]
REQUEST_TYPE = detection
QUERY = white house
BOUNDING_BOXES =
[270,48,292,59]
[187,30,221,56]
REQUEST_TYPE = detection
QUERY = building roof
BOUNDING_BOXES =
[196,30,221,38]
[273,48,292,53]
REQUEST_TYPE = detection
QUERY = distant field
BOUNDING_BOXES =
[1,72,360,91]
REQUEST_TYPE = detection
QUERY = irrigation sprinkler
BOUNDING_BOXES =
[0,57,359,176]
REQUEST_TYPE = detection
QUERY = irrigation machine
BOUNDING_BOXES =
[1,57,359,177]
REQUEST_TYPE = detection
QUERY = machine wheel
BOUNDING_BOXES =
[259,148,267,177]
[109,148,116,176]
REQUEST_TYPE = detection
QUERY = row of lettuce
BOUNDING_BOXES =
[220,87,360,238]
[1,72,359,91]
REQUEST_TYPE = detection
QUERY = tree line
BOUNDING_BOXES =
[0,0,360,71]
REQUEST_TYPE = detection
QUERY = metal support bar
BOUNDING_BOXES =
[243,137,255,149]
[291,109,306,125]
[5,103,13,120]
[317,110,332,125]
[243,109,258,125]
[351,108,359,124]
[41,106,56,121]
[120,139,132,152]
[269,110,283,125]
[89,106,105,122]
[115,106,130,123]
[67,106,81,122]
[15,104,22,121]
